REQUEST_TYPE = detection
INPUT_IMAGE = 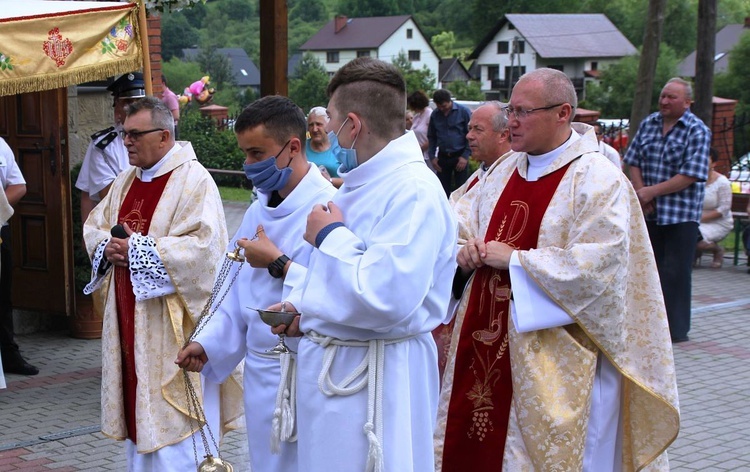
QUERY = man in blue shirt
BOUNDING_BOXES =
[624,77,711,343]
[428,89,472,196]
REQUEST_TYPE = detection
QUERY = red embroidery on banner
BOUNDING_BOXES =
[42,28,73,67]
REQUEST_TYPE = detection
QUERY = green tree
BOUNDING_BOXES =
[445,80,486,101]
[431,31,455,59]
[581,44,679,118]
[197,45,236,89]
[715,31,750,155]
[160,13,200,61]
[180,1,208,29]
[162,57,203,95]
[336,0,399,17]
[290,0,328,22]
[392,51,437,95]
[289,53,330,113]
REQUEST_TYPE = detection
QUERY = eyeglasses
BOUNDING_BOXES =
[119,128,165,141]
[503,103,566,120]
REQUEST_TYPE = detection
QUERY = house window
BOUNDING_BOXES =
[548,65,564,72]
[508,24,515,30]
[357,50,370,58]
[515,41,525,54]
[497,41,509,54]
[591,61,598,71]
[487,65,500,81]
[406,28,413,39]
[408,50,420,61]
[326,51,339,63]
[505,66,526,81]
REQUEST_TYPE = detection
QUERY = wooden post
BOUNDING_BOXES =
[694,0,717,126]
[259,0,288,97]
[137,0,153,96]
[628,0,667,143]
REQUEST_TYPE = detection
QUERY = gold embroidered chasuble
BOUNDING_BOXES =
[436,125,679,471]
[84,143,243,453]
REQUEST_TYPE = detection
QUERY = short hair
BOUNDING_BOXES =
[666,77,693,101]
[407,90,430,111]
[432,89,452,105]
[517,68,578,119]
[125,96,175,136]
[326,57,406,138]
[234,95,307,145]
[308,106,329,124]
[483,101,508,132]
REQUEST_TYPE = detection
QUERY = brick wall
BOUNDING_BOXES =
[147,16,163,97]
[712,97,738,176]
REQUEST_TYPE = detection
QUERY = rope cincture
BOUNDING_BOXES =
[307,331,415,472]
[270,350,297,453]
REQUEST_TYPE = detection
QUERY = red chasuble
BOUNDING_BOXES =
[114,172,172,443]
[442,162,572,471]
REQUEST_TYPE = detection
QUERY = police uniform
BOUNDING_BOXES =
[75,72,146,201]
[0,137,37,375]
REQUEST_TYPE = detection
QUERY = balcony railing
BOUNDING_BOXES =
[490,76,585,91]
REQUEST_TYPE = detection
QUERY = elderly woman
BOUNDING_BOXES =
[407,90,434,172]
[696,149,734,268]
[306,106,342,188]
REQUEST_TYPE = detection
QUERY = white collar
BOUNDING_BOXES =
[141,143,180,182]
[526,130,579,181]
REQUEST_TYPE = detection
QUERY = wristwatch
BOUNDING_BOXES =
[268,254,290,278]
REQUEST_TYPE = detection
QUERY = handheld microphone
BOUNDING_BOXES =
[111,224,128,239]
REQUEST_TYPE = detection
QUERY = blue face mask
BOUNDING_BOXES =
[242,140,293,194]
[334,118,361,172]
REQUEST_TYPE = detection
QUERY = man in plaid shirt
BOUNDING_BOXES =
[624,77,710,343]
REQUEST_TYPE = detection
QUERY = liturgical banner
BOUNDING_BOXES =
[0,1,143,97]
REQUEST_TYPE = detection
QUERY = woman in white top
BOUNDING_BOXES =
[407,90,434,172]
[696,149,734,268]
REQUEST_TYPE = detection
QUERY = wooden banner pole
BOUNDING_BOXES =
[137,0,153,96]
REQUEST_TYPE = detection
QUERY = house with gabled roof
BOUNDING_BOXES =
[468,13,637,100]
[678,19,750,77]
[438,58,472,89]
[300,15,440,88]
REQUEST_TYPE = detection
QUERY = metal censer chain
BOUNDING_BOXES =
[182,242,246,472]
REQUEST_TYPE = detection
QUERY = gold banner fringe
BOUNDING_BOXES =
[0,55,143,97]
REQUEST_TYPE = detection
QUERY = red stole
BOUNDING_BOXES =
[114,172,172,443]
[442,162,572,471]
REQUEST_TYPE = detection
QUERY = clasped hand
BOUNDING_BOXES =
[104,222,133,267]
[304,201,343,246]
[457,238,515,272]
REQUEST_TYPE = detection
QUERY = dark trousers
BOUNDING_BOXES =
[0,224,18,354]
[646,221,698,340]
[436,154,469,197]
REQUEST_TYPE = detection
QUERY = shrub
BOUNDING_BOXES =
[178,109,247,187]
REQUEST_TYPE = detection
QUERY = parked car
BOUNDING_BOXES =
[730,153,750,182]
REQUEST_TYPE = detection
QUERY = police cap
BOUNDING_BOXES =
[107,72,146,99]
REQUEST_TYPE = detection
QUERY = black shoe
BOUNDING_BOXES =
[671,336,690,344]
[2,351,40,375]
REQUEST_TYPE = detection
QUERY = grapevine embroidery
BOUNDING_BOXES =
[0,53,13,71]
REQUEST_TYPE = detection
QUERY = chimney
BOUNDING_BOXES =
[335,15,348,34]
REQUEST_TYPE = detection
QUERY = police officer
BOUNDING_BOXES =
[75,72,146,223]
[1,137,34,375]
